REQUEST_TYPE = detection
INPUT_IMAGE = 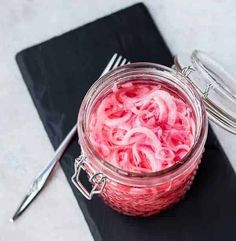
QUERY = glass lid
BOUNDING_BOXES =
[174,50,236,135]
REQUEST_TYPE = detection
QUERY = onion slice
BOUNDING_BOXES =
[88,81,195,173]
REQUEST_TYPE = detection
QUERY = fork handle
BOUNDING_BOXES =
[52,124,77,162]
[10,124,77,222]
[31,124,77,192]
[40,124,77,179]
[11,53,123,221]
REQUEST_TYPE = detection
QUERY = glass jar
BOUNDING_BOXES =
[72,50,236,216]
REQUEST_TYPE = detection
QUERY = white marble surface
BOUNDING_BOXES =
[0,0,236,240]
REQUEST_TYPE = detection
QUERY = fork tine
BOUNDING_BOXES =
[100,53,118,76]
[120,58,127,66]
[112,55,122,69]
[101,54,129,77]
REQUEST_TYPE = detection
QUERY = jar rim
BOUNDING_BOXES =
[78,62,208,181]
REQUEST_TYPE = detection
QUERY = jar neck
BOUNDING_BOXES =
[78,63,208,186]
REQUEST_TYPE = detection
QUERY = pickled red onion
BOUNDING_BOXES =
[88,81,195,173]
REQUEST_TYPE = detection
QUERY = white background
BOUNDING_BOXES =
[0,0,236,240]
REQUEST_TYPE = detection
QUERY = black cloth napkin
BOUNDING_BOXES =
[16,3,236,241]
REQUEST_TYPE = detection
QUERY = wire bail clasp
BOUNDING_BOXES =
[180,65,213,99]
[71,154,107,200]
[203,83,214,99]
[180,65,195,77]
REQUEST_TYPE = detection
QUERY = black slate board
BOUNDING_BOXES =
[16,3,236,241]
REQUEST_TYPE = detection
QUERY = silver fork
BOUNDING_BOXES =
[11,53,129,222]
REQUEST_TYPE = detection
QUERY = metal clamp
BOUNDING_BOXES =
[180,65,214,99]
[180,65,195,77]
[71,155,107,200]
[203,83,214,99]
